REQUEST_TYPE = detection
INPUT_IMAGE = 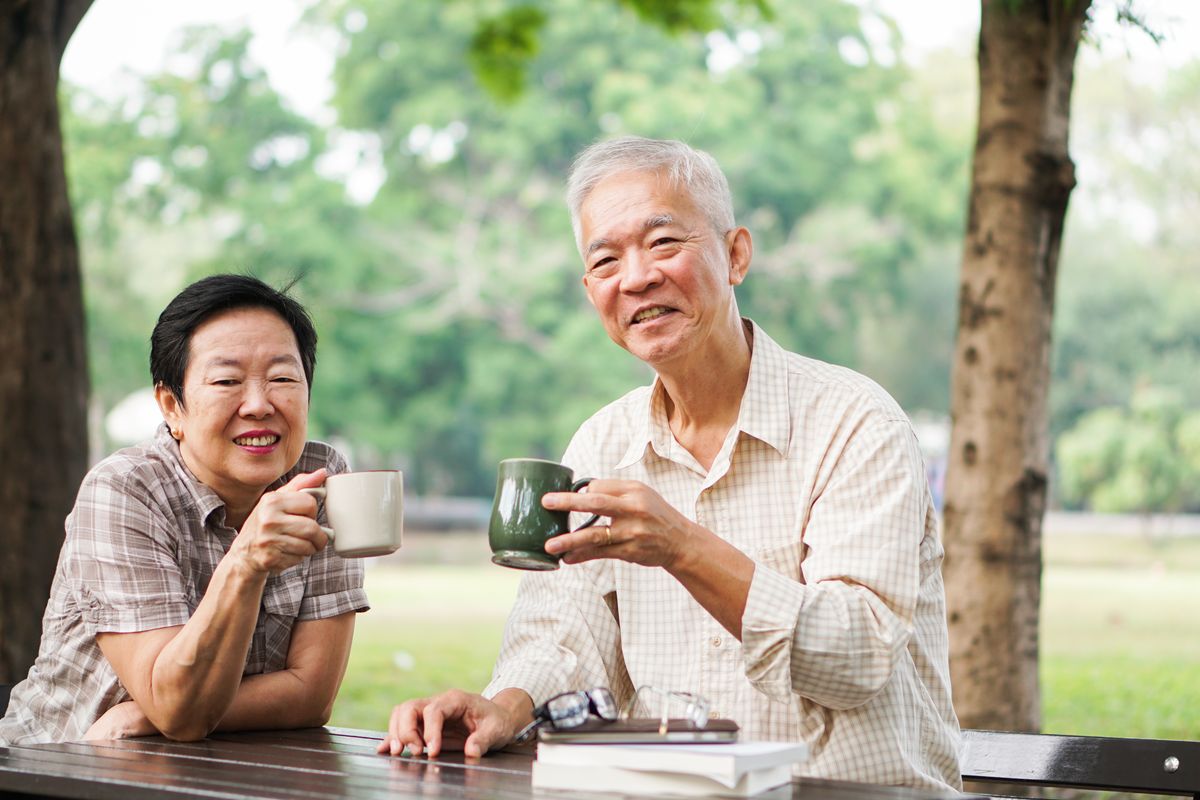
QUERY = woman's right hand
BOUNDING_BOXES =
[232,469,329,575]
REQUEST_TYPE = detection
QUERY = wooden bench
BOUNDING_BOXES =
[961,729,1200,798]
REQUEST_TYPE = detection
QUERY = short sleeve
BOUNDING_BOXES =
[64,467,194,635]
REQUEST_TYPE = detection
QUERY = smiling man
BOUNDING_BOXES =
[379,137,961,790]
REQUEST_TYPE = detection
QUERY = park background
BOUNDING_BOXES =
[57,0,1200,738]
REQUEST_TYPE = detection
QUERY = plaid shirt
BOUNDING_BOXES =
[0,426,368,745]
[485,321,961,790]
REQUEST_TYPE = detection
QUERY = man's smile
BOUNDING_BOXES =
[631,306,676,324]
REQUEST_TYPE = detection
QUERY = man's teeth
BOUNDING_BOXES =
[235,435,278,447]
[634,307,670,323]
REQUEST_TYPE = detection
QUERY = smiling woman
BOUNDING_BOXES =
[0,274,368,746]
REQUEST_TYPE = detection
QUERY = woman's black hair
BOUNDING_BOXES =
[150,274,317,405]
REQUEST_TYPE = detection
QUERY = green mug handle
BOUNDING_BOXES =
[569,477,601,531]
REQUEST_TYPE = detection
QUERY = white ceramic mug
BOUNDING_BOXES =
[302,470,404,558]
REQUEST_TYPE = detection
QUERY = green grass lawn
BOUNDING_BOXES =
[331,534,1200,740]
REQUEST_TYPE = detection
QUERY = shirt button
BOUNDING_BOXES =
[711,636,722,648]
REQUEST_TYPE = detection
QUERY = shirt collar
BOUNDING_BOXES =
[735,320,792,456]
[613,318,791,470]
[152,424,227,525]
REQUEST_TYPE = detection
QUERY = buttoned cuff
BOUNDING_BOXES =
[85,596,193,634]
[298,587,370,620]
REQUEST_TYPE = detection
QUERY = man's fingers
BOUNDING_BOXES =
[378,702,426,756]
[462,710,511,758]
[421,702,448,758]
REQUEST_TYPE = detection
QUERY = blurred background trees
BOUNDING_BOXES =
[65,0,970,495]
[62,0,1197,512]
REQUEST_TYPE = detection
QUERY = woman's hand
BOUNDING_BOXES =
[84,701,158,741]
[232,469,329,575]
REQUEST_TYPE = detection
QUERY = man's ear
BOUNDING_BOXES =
[726,227,752,286]
[582,273,599,308]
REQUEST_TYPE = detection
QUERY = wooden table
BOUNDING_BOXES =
[0,727,977,799]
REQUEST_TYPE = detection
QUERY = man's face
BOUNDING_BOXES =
[579,170,750,371]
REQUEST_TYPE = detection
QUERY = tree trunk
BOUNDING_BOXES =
[943,0,1090,732]
[0,0,93,683]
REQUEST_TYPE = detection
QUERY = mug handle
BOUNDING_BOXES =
[568,477,600,532]
[300,487,336,540]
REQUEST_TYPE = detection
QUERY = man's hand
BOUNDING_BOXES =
[376,689,530,759]
[232,470,329,575]
[542,479,698,570]
[83,701,158,741]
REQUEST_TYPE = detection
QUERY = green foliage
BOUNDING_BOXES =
[63,0,973,492]
[469,5,547,103]
[1056,387,1200,513]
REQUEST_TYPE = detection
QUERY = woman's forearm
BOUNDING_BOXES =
[215,613,357,733]
[143,555,268,739]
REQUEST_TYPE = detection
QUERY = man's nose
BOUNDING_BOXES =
[618,251,663,293]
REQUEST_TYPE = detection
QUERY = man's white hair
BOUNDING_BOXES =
[566,136,736,252]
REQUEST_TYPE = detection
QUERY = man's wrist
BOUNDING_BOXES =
[491,688,535,735]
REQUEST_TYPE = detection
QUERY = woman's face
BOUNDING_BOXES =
[156,306,309,510]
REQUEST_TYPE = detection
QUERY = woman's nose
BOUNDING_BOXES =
[239,381,275,417]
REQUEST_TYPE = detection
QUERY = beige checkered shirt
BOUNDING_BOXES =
[0,426,368,745]
[485,321,961,790]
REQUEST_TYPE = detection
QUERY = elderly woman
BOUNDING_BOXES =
[0,274,366,744]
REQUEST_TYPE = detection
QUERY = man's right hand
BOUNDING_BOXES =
[376,688,531,759]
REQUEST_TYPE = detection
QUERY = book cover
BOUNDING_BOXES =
[536,740,809,787]
[531,760,795,797]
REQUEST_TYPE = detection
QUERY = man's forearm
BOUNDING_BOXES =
[667,525,755,639]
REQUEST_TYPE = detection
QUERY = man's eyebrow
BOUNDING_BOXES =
[585,215,676,256]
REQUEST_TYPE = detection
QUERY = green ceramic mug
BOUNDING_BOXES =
[488,458,599,570]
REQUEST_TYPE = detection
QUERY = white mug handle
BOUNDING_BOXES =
[300,487,335,540]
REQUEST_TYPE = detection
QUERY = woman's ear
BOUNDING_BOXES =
[155,384,183,440]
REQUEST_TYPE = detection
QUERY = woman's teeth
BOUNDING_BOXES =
[235,435,278,446]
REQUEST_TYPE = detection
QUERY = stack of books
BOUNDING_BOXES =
[532,740,809,796]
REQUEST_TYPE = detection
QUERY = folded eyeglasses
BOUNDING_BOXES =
[515,685,710,742]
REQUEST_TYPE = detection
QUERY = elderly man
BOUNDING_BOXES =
[379,137,961,790]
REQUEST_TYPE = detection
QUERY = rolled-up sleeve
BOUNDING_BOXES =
[484,433,626,706]
[741,418,923,709]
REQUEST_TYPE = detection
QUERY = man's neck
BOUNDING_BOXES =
[658,320,753,471]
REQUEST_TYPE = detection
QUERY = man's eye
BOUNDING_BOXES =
[270,376,300,384]
[589,257,617,276]
[213,379,239,386]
